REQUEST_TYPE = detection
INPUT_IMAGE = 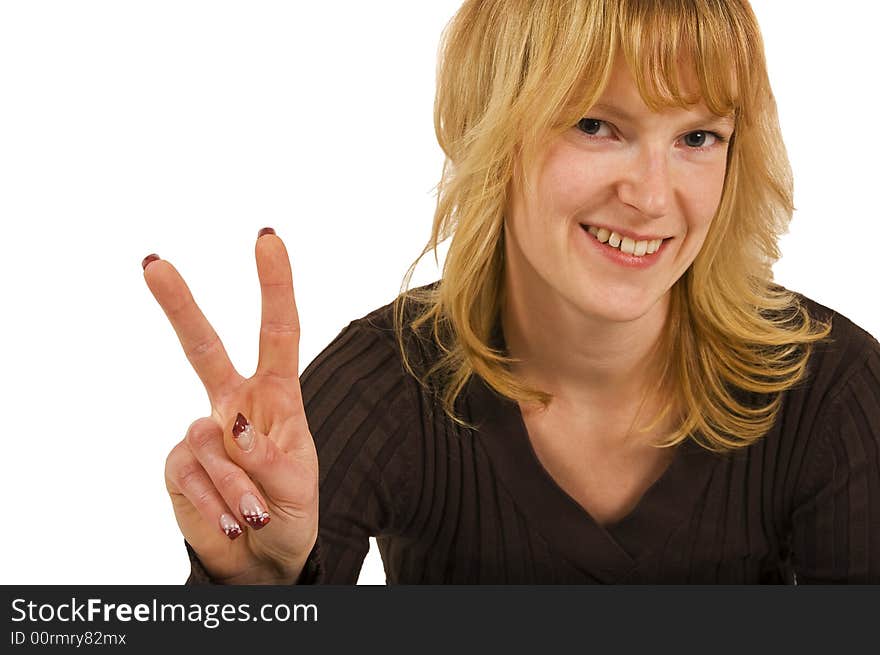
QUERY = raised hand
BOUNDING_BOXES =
[143,228,318,584]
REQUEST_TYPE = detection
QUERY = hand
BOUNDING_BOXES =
[143,228,318,584]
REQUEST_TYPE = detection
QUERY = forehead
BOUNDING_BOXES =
[595,54,735,127]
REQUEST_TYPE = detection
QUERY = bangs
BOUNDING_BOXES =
[610,0,756,123]
[527,0,770,148]
[506,0,771,170]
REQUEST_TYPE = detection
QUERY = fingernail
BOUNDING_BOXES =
[240,492,271,529]
[219,513,243,540]
[141,253,160,270]
[257,227,275,238]
[232,412,256,452]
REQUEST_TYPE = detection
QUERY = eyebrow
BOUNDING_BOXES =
[590,102,736,128]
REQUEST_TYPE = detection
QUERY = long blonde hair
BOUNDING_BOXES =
[391,0,833,454]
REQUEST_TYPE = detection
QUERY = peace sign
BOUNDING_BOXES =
[144,228,318,584]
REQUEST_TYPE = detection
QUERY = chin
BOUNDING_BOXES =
[577,284,662,323]
[589,304,653,324]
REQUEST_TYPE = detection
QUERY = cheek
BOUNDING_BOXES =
[677,175,727,264]
[695,165,727,212]
[539,157,602,217]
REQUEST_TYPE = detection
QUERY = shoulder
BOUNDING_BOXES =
[350,279,440,337]
[794,285,880,444]
[300,280,441,419]
[298,286,443,541]
[780,285,880,406]
[778,293,880,581]
[346,279,443,382]
[772,287,880,505]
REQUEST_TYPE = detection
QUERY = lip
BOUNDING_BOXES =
[579,223,671,242]
[579,224,671,269]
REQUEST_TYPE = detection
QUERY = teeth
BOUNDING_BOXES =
[584,225,662,256]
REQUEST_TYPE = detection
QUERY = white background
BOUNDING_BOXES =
[0,1,876,585]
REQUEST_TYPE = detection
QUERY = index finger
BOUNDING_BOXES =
[142,255,243,403]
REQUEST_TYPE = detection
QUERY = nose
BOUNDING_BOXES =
[617,147,672,220]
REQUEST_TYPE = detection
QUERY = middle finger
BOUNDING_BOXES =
[254,228,300,383]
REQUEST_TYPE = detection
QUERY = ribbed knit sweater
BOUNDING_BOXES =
[186,283,880,583]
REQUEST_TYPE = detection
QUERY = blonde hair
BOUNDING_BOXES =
[392,0,833,454]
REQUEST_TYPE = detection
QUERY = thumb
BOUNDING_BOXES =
[222,411,317,514]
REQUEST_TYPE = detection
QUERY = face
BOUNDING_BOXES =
[504,55,734,324]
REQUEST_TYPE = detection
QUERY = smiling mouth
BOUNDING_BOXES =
[580,224,673,256]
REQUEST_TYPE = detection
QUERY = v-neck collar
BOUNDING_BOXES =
[463,319,720,583]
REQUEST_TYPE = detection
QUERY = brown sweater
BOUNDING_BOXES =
[186,282,880,583]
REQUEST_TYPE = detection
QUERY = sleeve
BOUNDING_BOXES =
[790,339,880,583]
[183,319,419,585]
[184,538,322,585]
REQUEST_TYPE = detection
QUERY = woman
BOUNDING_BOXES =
[144,0,880,584]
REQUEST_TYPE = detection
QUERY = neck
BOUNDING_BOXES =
[500,271,671,417]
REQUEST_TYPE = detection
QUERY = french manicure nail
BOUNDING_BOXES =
[219,513,243,540]
[232,412,256,452]
[258,227,275,238]
[240,492,271,529]
[141,253,160,270]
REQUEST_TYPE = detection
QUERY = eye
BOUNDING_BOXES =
[574,118,728,152]
[682,131,721,149]
[576,118,613,138]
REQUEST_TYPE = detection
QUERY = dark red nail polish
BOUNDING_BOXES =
[240,492,271,530]
[232,412,249,438]
[243,513,271,530]
[141,253,160,270]
[220,513,243,540]
[232,411,256,451]
[258,227,275,238]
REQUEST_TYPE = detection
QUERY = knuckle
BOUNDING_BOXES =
[164,442,186,473]
[192,486,216,511]
[217,468,243,492]
[260,321,300,336]
[185,334,222,362]
[259,278,292,290]
[256,367,298,382]
[176,461,204,491]
[164,298,189,320]
[186,418,220,450]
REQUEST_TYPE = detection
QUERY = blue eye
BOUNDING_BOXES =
[575,118,728,152]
